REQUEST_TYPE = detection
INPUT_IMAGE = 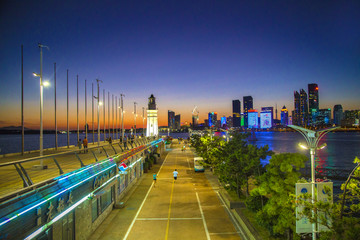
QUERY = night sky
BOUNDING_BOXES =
[1,0,359,129]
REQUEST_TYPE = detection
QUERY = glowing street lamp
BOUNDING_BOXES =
[288,125,338,240]
[95,79,103,149]
[133,102,137,138]
[33,43,49,169]
[120,94,125,140]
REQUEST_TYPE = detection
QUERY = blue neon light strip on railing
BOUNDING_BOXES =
[56,157,114,182]
[25,174,119,240]
[0,162,116,228]
[0,138,162,230]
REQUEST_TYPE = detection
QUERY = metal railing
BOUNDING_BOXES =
[0,137,156,200]
[301,167,351,180]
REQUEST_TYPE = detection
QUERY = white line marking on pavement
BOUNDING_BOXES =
[209,232,241,235]
[196,192,211,240]
[123,153,170,240]
[137,217,202,221]
[216,191,248,240]
[158,177,192,180]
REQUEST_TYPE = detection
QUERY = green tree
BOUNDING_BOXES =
[217,133,272,197]
[252,153,308,238]
[191,134,225,169]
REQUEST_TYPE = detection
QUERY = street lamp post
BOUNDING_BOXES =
[54,62,57,150]
[112,94,114,139]
[115,96,118,139]
[288,125,338,240]
[95,79,103,148]
[33,43,49,169]
[77,75,79,143]
[142,107,145,136]
[120,94,125,140]
[92,82,94,144]
[85,79,87,140]
[134,102,137,138]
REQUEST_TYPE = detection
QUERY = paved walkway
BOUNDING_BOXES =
[90,143,243,240]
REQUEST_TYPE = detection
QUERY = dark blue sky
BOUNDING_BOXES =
[1,0,359,129]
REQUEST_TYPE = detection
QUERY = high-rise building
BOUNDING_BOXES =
[248,109,258,129]
[168,110,175,130]
[260,111,272,129]
[214,112,218,127]
[226,116,233,128]
[175,114,181,130]
[221,116,227,128]
[261,107,274,127]
[208,112,214,127]
[204,119,209,127]
[146,94,158,136]
[243,96,253,128]
[308,83,319,124]
[300,89,308,126]
[342,110,360,127]
[281,105,289,126]
[192,106,199,127]
[293,91,300,125]
[315,109,331,126]
[333,104,343,126]
[232,100,241,128]
[208,112,218,128]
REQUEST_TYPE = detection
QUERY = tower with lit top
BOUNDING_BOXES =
[146,94,158,136]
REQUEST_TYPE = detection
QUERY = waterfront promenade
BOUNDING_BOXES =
[90,142,244,240]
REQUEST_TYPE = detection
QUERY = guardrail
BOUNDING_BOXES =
[0,137,157,200]
[301,167,351,181]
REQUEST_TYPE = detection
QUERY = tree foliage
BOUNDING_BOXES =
[252,153,308,237]
[217,133,272,197]
[190,133,225,168]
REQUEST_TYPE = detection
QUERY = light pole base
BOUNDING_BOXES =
[32,165,48,170]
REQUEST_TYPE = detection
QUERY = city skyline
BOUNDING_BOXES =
[1,1,360,129]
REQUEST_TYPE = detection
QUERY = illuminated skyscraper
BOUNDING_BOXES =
[300,89,308,126]
[333,104,343,126]
[281,105,289,126]
[208,112,218,128]
[175,114,181,130]
[221,116,227,128]
[248,109,258,129]
[232,100,241,128]
[293,91,300,125]
[261,107,274,127]
[168,110,175,130]
[260,111,272,129]
[308,83,319,125]
[315,109,331,126]
[243,96,253,128]
[192,106,199,127]
[146,94,158,136]
[227,116,233,128]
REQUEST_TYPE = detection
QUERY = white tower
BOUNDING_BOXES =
[146,94,158,136]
